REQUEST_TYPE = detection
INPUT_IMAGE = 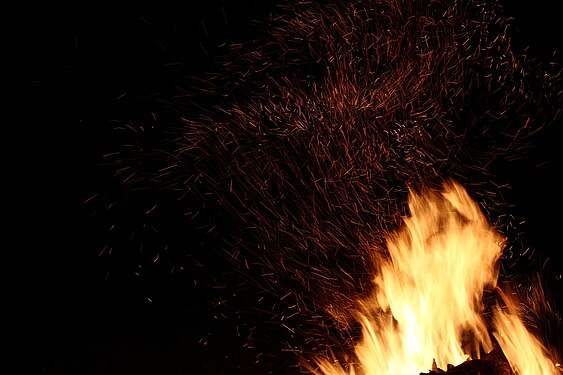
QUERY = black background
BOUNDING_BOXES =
[8,1,563,374]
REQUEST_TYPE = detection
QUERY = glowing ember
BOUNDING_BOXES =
[310,181,560,375]
[90,0,563,372]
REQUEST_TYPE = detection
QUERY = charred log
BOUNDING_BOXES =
[422,345,512,375]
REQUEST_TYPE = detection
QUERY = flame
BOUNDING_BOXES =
[493,289,560,375]
[310,181,560,375]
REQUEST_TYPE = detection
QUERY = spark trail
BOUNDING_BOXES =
[92,0,562,371]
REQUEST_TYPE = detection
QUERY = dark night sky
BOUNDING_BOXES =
[7,1,563,374]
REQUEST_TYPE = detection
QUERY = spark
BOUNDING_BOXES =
[92,0,562,369]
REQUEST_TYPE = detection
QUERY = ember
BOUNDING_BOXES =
[85,0,562,373]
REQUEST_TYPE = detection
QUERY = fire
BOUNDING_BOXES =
[310,180,560,375]
[494,289,559,375]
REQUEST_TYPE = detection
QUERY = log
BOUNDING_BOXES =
[421,345,513,375]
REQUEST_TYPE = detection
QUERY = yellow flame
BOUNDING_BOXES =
[493,289,559,375]
[311,181,559,375]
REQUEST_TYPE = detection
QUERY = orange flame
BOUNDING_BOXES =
[310,181,560,374]
[493,289,559,375]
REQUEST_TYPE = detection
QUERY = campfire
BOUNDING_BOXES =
[307,181,561,375]
[89,0,563,373]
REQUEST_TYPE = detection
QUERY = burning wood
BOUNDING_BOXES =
[307,181,560,375]
[422,344,513,374]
